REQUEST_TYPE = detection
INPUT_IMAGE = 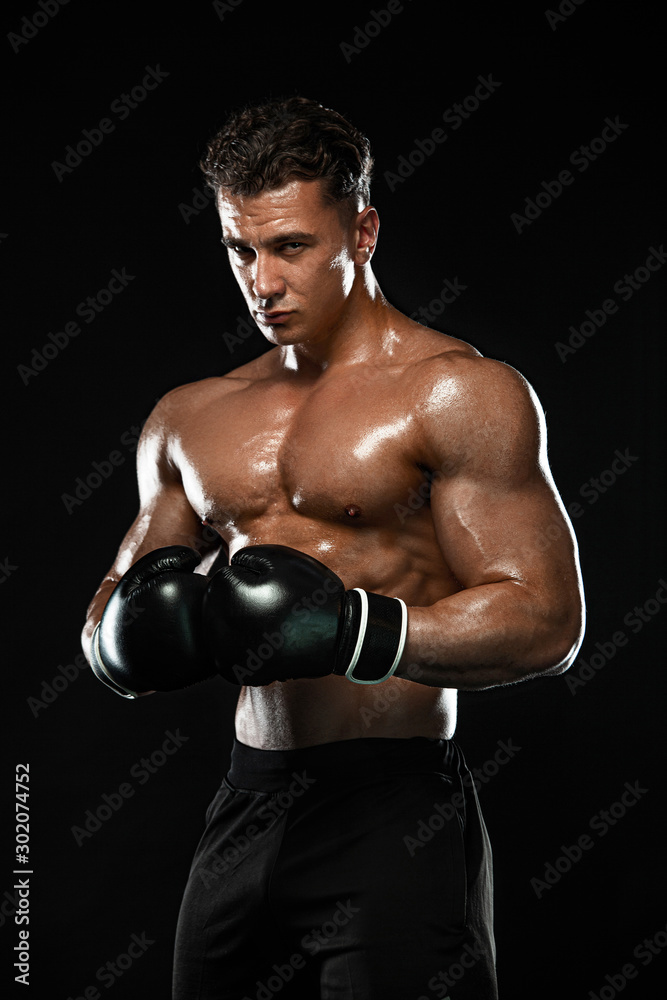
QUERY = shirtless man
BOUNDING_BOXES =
[82,97,584,1000]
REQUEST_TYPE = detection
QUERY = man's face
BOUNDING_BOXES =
[217,178,364,348]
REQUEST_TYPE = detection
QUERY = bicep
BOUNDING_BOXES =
[102,402,219,586]
[431,466,578,596]
[426,363,582,603]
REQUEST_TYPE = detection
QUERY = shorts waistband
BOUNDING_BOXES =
[227,736,461,792]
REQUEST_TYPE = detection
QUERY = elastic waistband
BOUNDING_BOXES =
[227,736,461,793]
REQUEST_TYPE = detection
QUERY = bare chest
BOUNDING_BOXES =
[177,373,429,533]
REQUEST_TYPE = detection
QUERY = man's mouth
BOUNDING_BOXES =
[256,310,293,325]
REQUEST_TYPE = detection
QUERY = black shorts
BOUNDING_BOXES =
[173,737,498,1000]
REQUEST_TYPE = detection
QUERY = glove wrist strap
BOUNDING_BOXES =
[338,589,408,684]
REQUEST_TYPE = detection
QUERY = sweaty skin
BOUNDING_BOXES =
[82,178,585,749]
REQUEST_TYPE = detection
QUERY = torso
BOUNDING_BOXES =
[169,324,479,748]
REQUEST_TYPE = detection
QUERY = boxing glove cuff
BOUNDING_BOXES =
[89,622,141,700]
[336,589,408,684]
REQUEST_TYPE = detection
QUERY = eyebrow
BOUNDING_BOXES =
[220,231,315,249]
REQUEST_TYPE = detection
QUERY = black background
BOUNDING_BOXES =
[4,1,666,998]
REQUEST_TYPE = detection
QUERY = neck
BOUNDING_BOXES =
[279,270,399,376]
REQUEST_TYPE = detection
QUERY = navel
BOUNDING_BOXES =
[345,504,362,519]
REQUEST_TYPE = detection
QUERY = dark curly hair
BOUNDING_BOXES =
[200,96,373,211]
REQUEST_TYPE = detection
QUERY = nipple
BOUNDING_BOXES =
[345,504,362,518]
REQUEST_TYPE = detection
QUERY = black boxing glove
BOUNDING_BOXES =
[90,546,217,698]
[203,544,407,686]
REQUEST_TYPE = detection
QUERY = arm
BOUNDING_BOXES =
[395,359,585,689]
[81,388,224,683]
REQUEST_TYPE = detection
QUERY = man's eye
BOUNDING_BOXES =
[226,244,253,259]
[282,242,303,252]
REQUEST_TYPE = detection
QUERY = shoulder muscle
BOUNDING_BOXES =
[416,356,547,485]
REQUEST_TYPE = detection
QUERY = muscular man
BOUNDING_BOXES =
[82,96,584,1000]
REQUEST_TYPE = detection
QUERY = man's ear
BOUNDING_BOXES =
[353,206,380,265]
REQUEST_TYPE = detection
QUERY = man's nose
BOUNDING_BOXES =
[253,253,285,301]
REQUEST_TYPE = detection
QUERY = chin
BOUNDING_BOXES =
[265,324,315,346]
[263,329,303,347]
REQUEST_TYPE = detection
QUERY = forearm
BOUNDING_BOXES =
[395,580,583,689]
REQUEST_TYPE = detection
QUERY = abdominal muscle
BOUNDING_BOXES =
[227,519,459,751]
[235,677,457,750]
